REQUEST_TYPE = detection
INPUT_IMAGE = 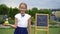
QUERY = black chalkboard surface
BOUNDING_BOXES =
[36,14,48,26]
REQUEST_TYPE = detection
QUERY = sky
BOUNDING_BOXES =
[0,0,60,9]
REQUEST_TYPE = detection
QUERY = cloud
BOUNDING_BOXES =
[0,0,60,9]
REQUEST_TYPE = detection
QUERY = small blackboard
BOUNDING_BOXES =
[35,14,49,34]
[36,14,49,26]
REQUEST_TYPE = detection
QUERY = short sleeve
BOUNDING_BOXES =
[28,15,31,19]
[15,14,18,18]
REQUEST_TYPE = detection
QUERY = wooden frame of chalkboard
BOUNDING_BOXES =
[34,14,49,34]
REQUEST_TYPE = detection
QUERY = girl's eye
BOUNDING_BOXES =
[20,6,26,9]
[20,8,26,9]
[21,8,26,9]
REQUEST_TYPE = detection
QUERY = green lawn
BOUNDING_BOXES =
[0,28,60,34]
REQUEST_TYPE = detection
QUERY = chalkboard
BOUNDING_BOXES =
[36,14,48,26]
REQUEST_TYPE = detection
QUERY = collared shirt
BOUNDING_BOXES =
[15,13,31,27]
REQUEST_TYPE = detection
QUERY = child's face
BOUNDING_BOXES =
[20,4,27,14]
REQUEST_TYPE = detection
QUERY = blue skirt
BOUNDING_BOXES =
[14,27,28,34]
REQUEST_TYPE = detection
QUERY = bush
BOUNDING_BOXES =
[49,21,58,25]
[8,17,15,24]
[31,17,35,25]
[0,16,6,24]
[49,21,60,28]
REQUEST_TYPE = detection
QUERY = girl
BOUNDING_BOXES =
[9,3,31,34]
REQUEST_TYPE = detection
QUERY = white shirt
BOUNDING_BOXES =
[15,13,31,27]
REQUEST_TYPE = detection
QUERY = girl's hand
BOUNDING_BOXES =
[3,24,17,28]
[8,24,17,28]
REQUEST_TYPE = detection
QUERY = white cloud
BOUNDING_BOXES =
[0,0,60,9]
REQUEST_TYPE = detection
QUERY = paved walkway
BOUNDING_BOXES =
[0,24,11,28]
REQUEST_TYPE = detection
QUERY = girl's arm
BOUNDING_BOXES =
[28,18,31,34]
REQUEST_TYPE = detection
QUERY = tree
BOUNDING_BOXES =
[31,7,38,18]
[9,7,13,18]
[38,9,51,15]
[12,7,19,18]
[0,4,9,15]
[9,7,19,19]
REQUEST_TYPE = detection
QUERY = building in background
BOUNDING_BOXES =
[51,9,60,22]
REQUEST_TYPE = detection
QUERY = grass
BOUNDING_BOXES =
[0,28,60,34]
